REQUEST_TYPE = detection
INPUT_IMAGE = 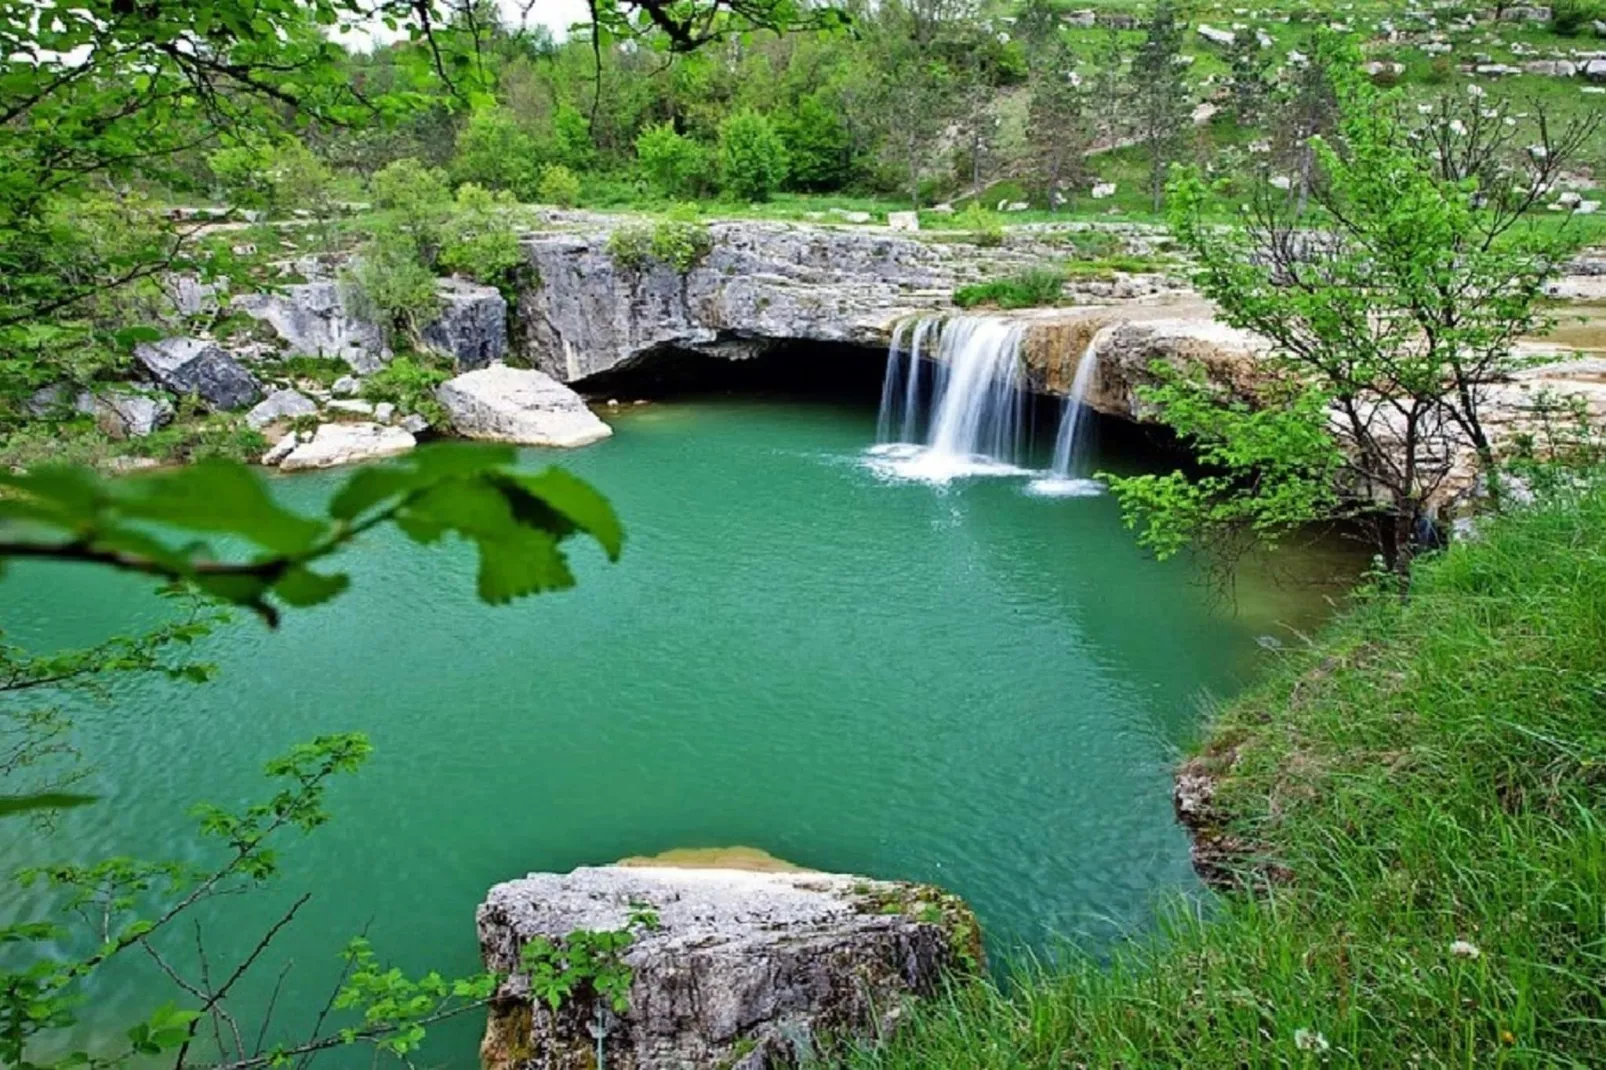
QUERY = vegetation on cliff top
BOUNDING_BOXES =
[840,473,1606,1067]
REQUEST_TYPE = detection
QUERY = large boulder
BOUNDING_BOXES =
[245,388,318,431]
[277,422,415,472]
[422,278,508,370]
[233,281,390,373]
[435,365,612,448]
[77,387,175,438]
[133,338,261,410]
[477,866,980,1070]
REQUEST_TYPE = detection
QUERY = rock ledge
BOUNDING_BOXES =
[478,865,980,1070]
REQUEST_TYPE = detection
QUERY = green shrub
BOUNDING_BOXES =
[275,355,353,387]
[368,158,452,263]
[776,94,854,191]
[346,236,442,343]
[606,224,654,271]
[717,109,789,202]
[439,183,527,294]
[208,136,333,217]
[952,268,1065,309]
[635,121,710,199]
[605,215,712,274]
[1423,56,1454,84]
[359,353,451,426]
[649,216,712,272]
[450,106,540,198]
[551,103,596,172]
[954,202,1005,247]
[536,163,582,208]
[1552,0,1606,35]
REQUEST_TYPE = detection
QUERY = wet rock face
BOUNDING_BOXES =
[133,337,261,411]
[477,866,980,1070]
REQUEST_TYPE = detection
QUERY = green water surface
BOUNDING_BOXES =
[0,396,1350,1064]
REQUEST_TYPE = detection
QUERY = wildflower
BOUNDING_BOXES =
[1450,939,1481,960]
[1501,1030,1517,1045]
[1294,1028,1330,1053]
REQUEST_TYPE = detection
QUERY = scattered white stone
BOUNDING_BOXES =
[435,365,613,448]
[1198,24,1236,46]
[1091,182,1117,199]
[1558,191,1584,208]
[331,375,360,397]
[399,412,430,435]
[1003,201,1030,212]
[278,422,416,472]
[261,432,298,467]
[1577,201,1601,215]
[327,398,375,416]
[930,203,956,215]
[374,401,396,423]
[828,208,872,224]
[1525,60,1577,77]
[1270,175,1292,190]
[887,211,920,232]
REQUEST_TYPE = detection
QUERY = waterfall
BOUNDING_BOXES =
[868,316,1031,483]
[1026,340,1103,498]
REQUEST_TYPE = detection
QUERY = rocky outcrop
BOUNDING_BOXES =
[133,337,261,410]
[276,422,415,471]
[436,365,612,447]
[423,278,508,370]
[78,386,175,438]
[517,220,1178,383]
[234,280,390,373]
[477,866,980,1070]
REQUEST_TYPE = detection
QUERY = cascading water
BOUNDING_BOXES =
[1026,340,1104,498]
[868,316,1031,483]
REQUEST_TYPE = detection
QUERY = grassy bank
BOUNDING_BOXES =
[842,485,1606,1067]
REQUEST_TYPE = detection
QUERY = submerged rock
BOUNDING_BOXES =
[435,365,612,448]
[422,278,508,370]
[477,866,980,1070]
[277,422,415,472]
[133,338,261,411]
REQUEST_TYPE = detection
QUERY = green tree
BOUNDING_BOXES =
[1027,46,1093,210]
[635,122,711,198]
[1131,0,1191,211]
[717,109,790,202]
[777,95,855,191]
[1106,35,1602,581]
[451,106,542,198]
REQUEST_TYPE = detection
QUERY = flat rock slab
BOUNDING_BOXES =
[436,365,612,448]
[277,422,415,472]
[478,866,980,1070]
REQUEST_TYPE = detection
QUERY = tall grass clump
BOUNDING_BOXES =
[840,481,1606,1067]
[952,269,1066,310]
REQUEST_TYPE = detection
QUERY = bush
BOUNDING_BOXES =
[776,94,854,192]
[954,202,1005,247]
[450,106,540,198]
[1423,56,1454,84]
[717,109,789,202]
[359,354,451,426]
[536,163,582,207]
[649,215,712,273]
[369,158,452,263]
[551,104,596,172]
[208,137,333,217]
[439,184,527,294]
[605,213,712,274]
[952,268,1065,309]
[635,122,710,199]
[1552,0,1606,35]
[605,224,654,271]
[346,236,442,343]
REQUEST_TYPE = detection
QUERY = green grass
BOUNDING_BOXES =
[838,482,1606,1067]
[953,269,1067,309]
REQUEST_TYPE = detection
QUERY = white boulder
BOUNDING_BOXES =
[278,422,416,472]
[435,365,612,448]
